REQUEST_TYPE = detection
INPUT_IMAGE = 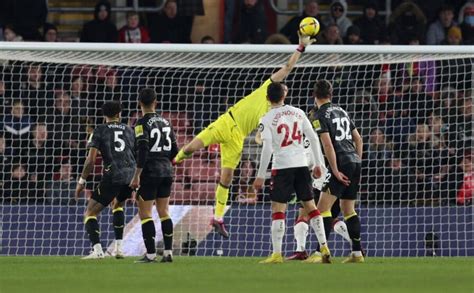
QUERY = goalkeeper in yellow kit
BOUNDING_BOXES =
[174,33,315,237]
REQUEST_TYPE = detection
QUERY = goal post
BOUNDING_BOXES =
[0,43,472,257]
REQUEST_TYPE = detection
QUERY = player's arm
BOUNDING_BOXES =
[75,147,98,199]
[352,128,363,160]
[270,33,316,82]
[253,121,272,190]
[320,133,350,186]
[129,123,149,189]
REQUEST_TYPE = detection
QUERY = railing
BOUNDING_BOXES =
[48,0,165,13]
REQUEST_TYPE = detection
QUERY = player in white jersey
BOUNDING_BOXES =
[252,83,331,264]
[287,137,352,261]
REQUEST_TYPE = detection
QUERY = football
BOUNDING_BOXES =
[299,17,320,37]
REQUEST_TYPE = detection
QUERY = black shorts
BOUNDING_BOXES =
[322,162,361,200]
[271,167,313,204]
[91,182,133,206]
[137,177,173,201]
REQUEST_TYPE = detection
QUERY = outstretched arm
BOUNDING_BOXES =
[75,147,98,199]
[271,32,316,82]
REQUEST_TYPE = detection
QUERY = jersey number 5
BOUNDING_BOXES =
[114,131,125,152]
[151,127,172,152]
[277,122,302,147]
[332,117,352,141]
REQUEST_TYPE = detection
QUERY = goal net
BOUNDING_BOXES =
[0,43,472,257]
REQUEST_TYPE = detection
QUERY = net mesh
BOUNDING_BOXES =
[0,46,473,257]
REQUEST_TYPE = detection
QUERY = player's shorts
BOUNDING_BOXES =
[137,177,173,201]
[322,162,361,200]
[91,182,133,206]
[271,167,314,204]
[196,111,245,169]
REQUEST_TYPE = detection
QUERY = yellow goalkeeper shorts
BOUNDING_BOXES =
[196,112,245,169]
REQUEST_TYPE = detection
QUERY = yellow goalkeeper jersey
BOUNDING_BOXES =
[227,79,272,136]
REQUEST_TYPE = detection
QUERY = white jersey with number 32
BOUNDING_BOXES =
[259,105,318,170]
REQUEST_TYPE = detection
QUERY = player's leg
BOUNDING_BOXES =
[331,199,351,244]
[155,177,173,263]
[135,183,158,263]
[83,198,106,259]
[82,182,115,259]
[287,207,309,260]
[111,199,125,258]
[211,133,243,237]
[340,199,364,263]
[260,201,286,264]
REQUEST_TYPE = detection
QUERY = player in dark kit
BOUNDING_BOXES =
[312,80,365,263]
[75,101,136,260]
[129,88,178,263]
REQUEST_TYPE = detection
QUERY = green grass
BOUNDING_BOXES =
[0,257,473,293]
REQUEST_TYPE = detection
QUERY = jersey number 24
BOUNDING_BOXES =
[277,122,302,147]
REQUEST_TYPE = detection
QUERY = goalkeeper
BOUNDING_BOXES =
[174,32,316,237]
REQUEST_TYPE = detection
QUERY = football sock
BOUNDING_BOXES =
[333,220,352,243]
[321,210,333,240]
[294,219,309,252]
[271,212,285,254]
[112,207,125,240]
[85,216,100,246]
[344,212,362,252]
[214,183,230,221]
[141,217,156,254]
[308,209,327,248]
[160,216,173,251]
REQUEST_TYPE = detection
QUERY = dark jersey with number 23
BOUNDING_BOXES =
[88,122,136,185]
[312,102,360,166]
[135,112,178,180]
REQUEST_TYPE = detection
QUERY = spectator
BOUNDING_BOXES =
[366,128,393,165]
[201,35,215,44]
[264,33,291,44]
[0,134,11,195]
[236,0,267,43]
[43,23,58,42]
[405,77,432,122]
[23,123,53,201]
[344,25,362,44]
[353,0,386,44]
[389,1,426,44]
[70,76,89,119]
[3,25,23,42]
[280,0,324,44]
[318,24,343,44]
[149,0,192,43]
[442,25,463,45]
[3,163,30,202]
[447,96,473,151]
[2,0,47,41]
[347,89,378,138]
[20,63,53,120]
[3,100,31,156]
[458,2,474,45]
[427,112,447,151]
[376,151,415,205]
[118,11,150,43]
[426,4,456,45]
[80,1,118,43]
[322,0,352,37]
[46,162,76,204]
[457,154,473,205]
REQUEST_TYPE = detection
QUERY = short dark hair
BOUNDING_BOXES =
[139,88,157,106]
[126,11,139,18]
[101,101,122,118]
[267,82,285,103]
[313,80,333,99]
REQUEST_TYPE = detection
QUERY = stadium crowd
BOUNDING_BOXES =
[0,0,472,206]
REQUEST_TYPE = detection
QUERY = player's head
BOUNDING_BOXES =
[267,82,288,104]
[101,101,122,120]
[138,88,157,109]
[313,79,333,101]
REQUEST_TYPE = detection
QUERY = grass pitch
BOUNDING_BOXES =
[1,257,472,293]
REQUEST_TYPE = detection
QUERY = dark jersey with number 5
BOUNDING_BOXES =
[87,122,136,184]
[312,102,360,166]
[134,112,178,179]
